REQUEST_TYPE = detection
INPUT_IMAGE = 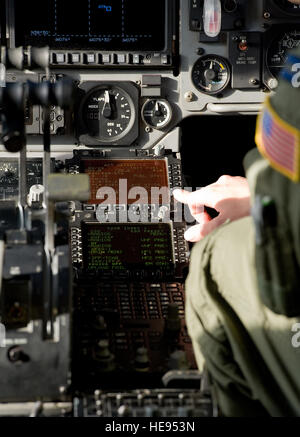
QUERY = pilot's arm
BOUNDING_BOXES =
[175,165,300,416]
[174,16,300,415]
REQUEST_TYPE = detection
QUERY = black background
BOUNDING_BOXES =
[180,115,257,189]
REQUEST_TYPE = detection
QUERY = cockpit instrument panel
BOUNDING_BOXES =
[11,0,174,68]
[1,0,300,418]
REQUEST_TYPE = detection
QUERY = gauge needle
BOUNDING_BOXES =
[102,90,112,119]
[154,102,162,116]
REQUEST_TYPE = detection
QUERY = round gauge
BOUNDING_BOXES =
[0,163,18,185]
[267,29,300,78]
[80,85,136,143]
[273,0,300,14]
[141,99,172,130]
[192,56,231,95]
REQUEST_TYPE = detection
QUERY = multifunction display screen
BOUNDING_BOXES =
[15,0,166,50]
[82,222,174,271]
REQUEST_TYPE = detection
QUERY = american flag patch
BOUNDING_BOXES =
[255,97,300,182]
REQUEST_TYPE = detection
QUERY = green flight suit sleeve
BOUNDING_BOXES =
[185,149,300,416]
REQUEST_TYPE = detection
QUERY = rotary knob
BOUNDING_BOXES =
[27,184,44,207]
[94,339,116,372]
[168,350,190,370]
[134,347,150,372]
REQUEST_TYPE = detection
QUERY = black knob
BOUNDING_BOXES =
[2,131,26,153]
[224,0,237,13]
[8,346,30,363]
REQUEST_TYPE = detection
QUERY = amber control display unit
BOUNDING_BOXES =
[82,159,169,205]
[13,0,175,67]
[66,149,184,208]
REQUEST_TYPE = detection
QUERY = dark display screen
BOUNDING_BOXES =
[82,159,169,205]
[82,222,174,271]
[15,0,166,50]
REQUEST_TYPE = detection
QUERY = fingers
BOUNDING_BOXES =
[173,187,220,209]
[174,177,248,241]
[200,215,226,237]
[173,189,193,205]
[217,175,231,184]
[184,211,211,242]
[184,224,204,242]
[184,214,226,242]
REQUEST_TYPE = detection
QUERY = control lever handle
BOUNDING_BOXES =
[3,46,50,70]
[0,79,75,153]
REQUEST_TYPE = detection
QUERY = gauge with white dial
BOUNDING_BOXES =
[192,55,231,95]
[80,85,136,143]
[141,99,172,130]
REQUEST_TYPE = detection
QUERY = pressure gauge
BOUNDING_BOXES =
[141,99,172,130]
[192,55,231,95]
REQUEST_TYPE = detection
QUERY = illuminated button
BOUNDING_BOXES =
[132,332,144,338]
[87,53,96,63]
[117,54,126,64]
[71,53,80,63]
[239,39,248,51]
[161,54,169,64]
[115,333,126,338]
[149,332,161,338]
[102,54,111,64]
[55,53,65,64]
[133,54,141,64]
[173,297,183,302]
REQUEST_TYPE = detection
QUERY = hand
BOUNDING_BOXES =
[173,175,251,242]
